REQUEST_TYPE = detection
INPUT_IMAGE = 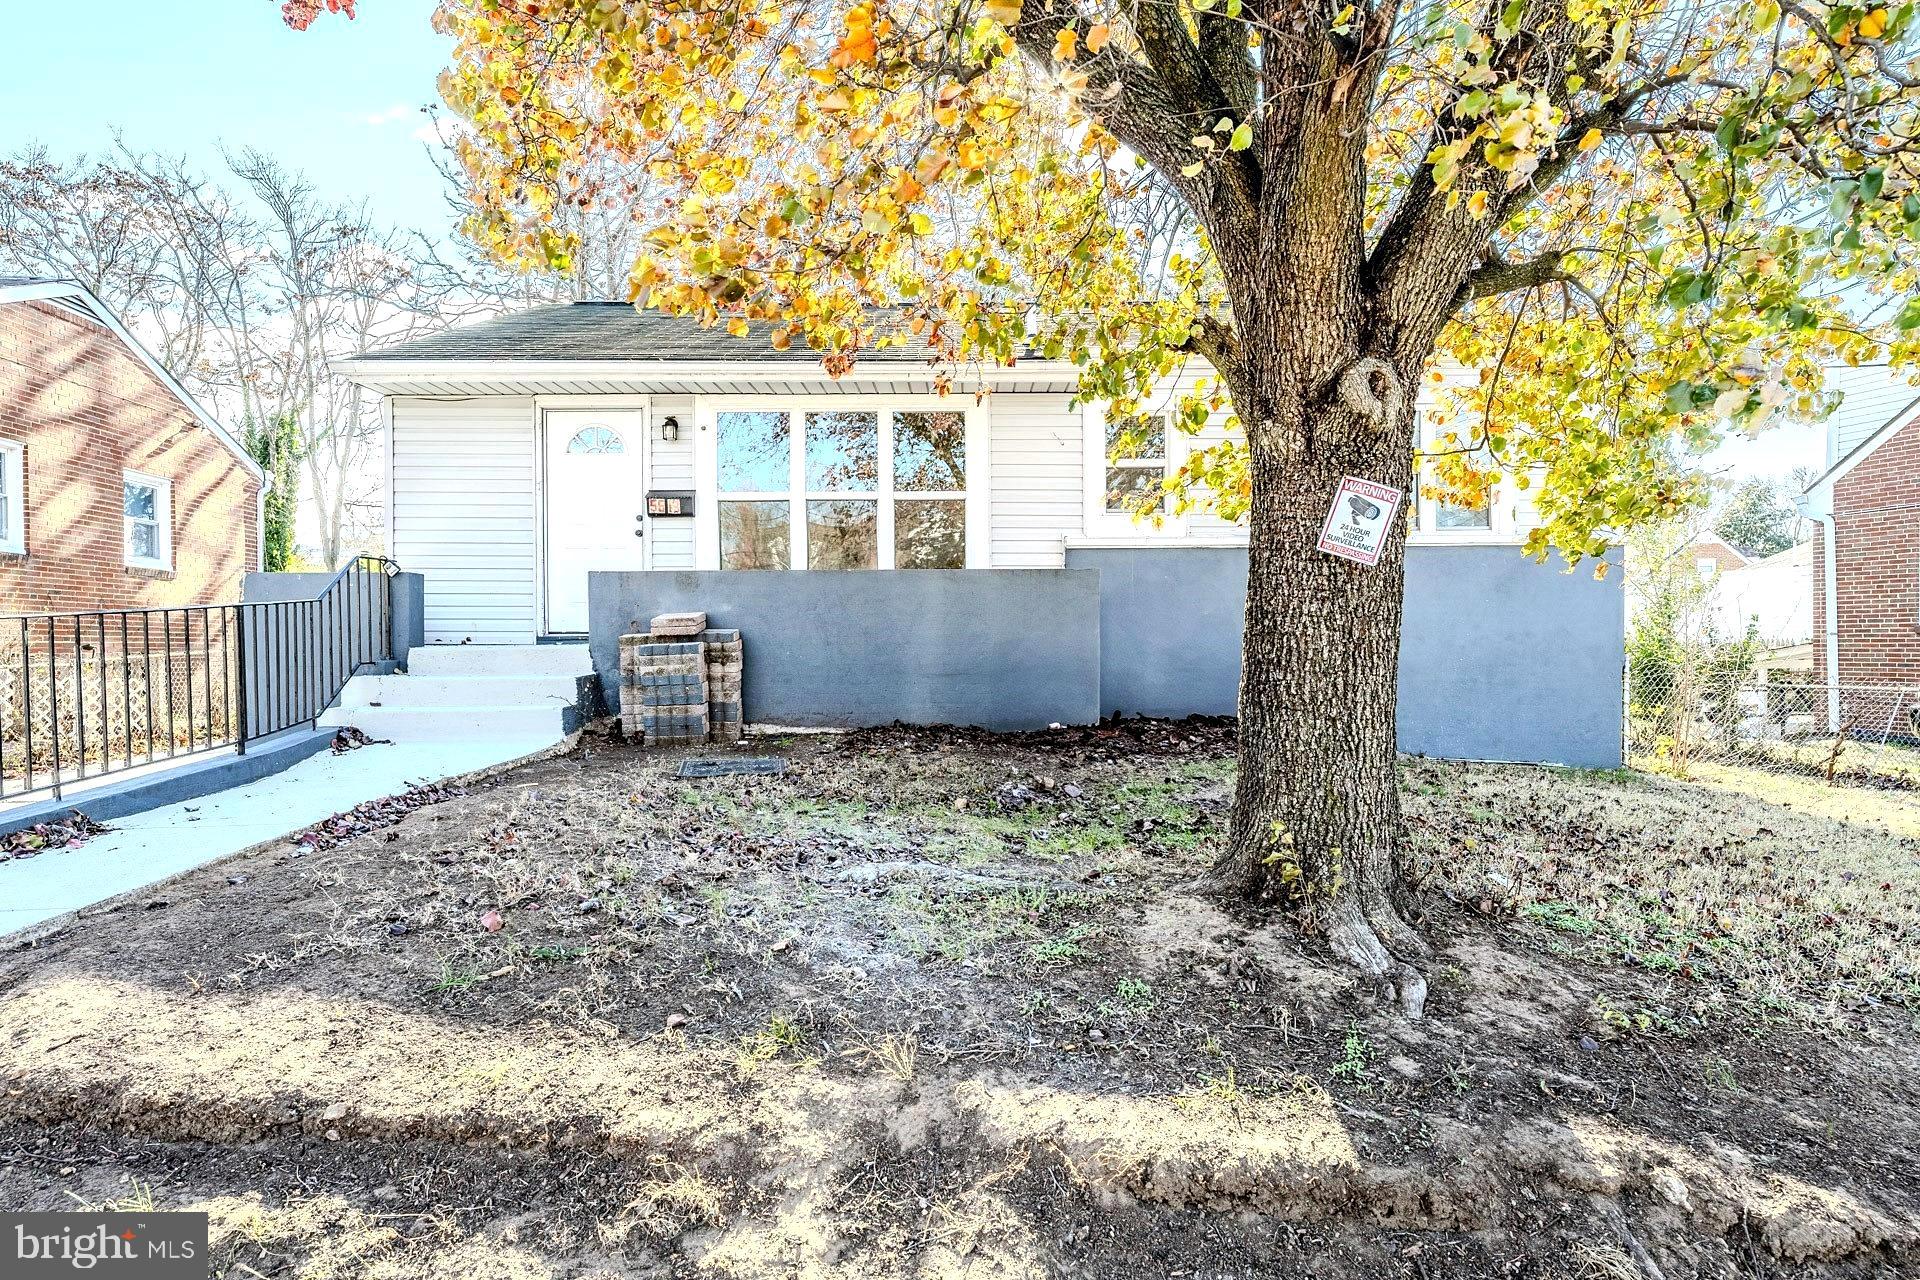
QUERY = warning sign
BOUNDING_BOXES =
[1316,476,1404,568]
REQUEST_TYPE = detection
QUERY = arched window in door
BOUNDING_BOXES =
[566,425,624,454]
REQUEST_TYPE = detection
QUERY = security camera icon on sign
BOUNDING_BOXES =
[1347,495,1381,521]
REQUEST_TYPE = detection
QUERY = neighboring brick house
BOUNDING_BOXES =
[0,278,261,614]
[1799,368,1920,715]
[1683,537,1750,579]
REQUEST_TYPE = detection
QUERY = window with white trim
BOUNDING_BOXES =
[122,471,172,570]
[712,405,973,570]
[0,439,23,555]
[1083,405,1187,539]
[1415,413,1498,534]
[1104,412,1169,516]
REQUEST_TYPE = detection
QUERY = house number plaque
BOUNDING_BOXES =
[645,491,695,517]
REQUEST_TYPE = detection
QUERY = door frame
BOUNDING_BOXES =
[536,398,652,637]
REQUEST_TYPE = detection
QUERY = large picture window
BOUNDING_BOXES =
[710,404,975,569]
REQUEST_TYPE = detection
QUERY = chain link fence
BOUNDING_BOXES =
[1627,665,1920,789]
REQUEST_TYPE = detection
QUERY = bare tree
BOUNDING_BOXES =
[0,143,474,565]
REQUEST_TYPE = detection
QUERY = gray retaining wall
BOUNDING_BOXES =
[588,569,1101,731]
[588,545,1624,766]
[1067,544,1624,768]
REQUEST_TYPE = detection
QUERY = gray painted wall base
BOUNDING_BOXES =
[1070,544,1625,768]
[590,569,1101,731]
[589,545,1625,767]
[0,727,334,837]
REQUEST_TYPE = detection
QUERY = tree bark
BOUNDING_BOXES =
[1212,346,1431,1016]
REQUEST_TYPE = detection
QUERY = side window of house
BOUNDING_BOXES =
[1105,413,1168,515]
[122,471,173,570]
[715,405,971,570]
[0,439,23,555]
[1420,415,1494,532]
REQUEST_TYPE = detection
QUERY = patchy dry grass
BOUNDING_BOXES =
[0,722,1915,1278]
[1407,758,1920,1027]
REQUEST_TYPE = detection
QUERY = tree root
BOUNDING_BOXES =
[1323,896,1427,1018]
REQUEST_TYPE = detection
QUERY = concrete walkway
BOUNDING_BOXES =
[0,734,564,939]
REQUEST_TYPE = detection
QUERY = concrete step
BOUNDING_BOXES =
[407,644,593,678]
[318,703,572,743]
[336,673,582,710]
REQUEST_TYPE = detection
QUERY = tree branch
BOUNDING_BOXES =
[1453,249,1571,305]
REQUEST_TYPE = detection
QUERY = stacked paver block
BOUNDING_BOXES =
[620,637,710,742]
[650,611,709,638]
[704,629,744,742]
[617,622,745,745]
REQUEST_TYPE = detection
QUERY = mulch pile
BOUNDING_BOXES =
[842,715,1236,761]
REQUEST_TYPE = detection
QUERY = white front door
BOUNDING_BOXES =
[544,409,650,634]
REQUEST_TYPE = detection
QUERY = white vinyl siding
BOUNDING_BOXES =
[390,396,538,645]
[379,362,1549,645]
[989,393,1082,567]
[649,395,697,570]
[1824,364,1920,466]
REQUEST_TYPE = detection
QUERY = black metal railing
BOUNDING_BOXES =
[1,556,397,803]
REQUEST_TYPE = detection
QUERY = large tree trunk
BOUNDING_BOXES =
[1213,351,1430,1016]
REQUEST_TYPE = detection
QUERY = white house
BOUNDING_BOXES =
[1708,540,1815,676]
[330,301,1624,765]
[333,302,1541,642]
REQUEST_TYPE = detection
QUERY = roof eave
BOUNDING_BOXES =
[329,356,1088,388]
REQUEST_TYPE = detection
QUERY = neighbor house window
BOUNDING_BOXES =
[711,404,975,569]
[122,471,172,570]
[0,439,22,555]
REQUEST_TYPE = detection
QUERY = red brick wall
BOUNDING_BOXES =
[0,300,258,614]
[1684,540,1749,573]
[1817,411,1920,688]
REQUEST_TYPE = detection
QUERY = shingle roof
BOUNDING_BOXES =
[351,301,949,364]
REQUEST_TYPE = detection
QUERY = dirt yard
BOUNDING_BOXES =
[1,722,1916,1279]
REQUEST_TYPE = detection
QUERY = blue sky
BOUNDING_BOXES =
[2,1,455,235]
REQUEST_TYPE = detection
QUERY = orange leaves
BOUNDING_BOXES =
[1052,28,1078,60]
[1084,22,1112,53]
[916,151,953,185]
[933,81,967,127]
[831,4,879,68]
